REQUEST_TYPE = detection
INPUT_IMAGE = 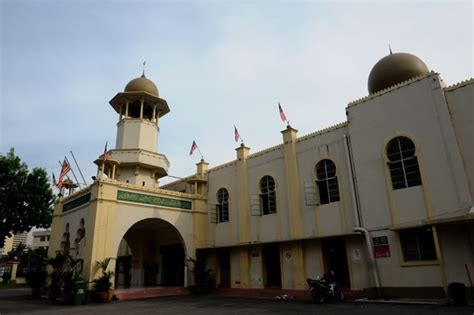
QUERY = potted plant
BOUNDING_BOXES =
[92,257,114,303]
[61,255,83,305]
[188,251,214,294]
[25,248,48,298]
[47,253,68,300]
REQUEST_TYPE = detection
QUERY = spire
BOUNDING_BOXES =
[142,61,146,77]
[389,44,393,55]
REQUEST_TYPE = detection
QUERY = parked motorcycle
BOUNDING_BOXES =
[306,271,344,304]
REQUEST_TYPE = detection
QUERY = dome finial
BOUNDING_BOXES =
[389,44,393,55]
[142,61,146,77]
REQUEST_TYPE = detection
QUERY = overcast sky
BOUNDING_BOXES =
[1,0,472,187]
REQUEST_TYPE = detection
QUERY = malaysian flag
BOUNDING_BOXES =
[234,125,241,142]
[278,102,287,123]
[189,141,198,155]
[57,159,71,187]
[102,142,109,163]
[52,172,58,188]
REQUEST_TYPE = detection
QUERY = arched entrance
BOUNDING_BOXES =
[115,218,186,288]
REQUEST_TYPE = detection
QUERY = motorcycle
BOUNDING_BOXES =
[306,271,344,304]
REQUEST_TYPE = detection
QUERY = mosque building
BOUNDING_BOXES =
[48,52,473,299]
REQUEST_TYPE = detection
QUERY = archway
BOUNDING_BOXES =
[115,218,186,288]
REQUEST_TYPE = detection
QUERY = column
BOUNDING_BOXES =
[281,126,304,239]
[236,144,251,244]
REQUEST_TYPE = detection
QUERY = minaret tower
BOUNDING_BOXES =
[95,71,170,187]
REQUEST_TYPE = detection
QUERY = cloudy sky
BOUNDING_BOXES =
[1,0,472,186]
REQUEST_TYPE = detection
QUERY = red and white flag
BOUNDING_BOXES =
[234,125,241,142]
[189,141,198,155]
[57,158,71,187]
[102,142,109,163]
[52,172,58,188]
[278,102,287,122]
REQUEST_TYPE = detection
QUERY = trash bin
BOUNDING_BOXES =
[448,282,467,306]
[73,281,87,305]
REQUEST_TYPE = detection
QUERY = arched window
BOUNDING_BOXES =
[260,176,276,215]
[386,137,422,190]
[316,159,340,205]
[217,188,229,223]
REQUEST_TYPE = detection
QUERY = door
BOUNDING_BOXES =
[218,249,231,288]
[262,244,281,288]
[322,238,350,287]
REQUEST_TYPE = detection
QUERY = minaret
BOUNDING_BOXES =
[95,71,170,187]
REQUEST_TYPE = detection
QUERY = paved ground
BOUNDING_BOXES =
[1,288,473,315]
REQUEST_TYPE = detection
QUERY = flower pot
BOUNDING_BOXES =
[31,287,42,298]
[63,292,74,305]
[49,287,61,300]
[94,291,110,303]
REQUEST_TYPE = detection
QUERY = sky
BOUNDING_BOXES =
[1,0,473,187]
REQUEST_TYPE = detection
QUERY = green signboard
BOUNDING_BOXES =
[63,193,91,213]
[117,190,192,210]
[372,236,389,246]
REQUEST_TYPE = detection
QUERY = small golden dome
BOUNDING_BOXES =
[124,74,159,96]
[368,53,430,94]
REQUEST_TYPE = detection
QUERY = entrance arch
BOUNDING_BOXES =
[115,218,186,288]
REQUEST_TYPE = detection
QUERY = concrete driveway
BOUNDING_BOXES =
[1,288,473,315]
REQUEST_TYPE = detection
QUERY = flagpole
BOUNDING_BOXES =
[65,156,81,189]
[196,146,204,160]
[70,150,87,185]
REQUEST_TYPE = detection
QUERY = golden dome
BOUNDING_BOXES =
[124,74,159,96]
[368,53,430,94]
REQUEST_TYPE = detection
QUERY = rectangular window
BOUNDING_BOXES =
[399,227,437,261]
[40,236,45,242]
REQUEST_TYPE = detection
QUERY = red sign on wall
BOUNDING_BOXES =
[373,244,390,258]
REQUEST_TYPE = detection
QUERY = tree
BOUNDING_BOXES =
[0,148,55,242]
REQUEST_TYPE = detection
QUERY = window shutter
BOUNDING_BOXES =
[250,194,261,216]
[209,205,217,224]
[304,181,320,206]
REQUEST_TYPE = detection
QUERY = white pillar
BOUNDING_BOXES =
[140,99,144,119]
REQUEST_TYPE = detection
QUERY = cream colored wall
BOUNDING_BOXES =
[303,240,324,280]
[56,206,90,255]
[116,118,158,152]
[392,187,426,225]
[348,74,472,230]
[438,224,474,286]
[371,230,442,288]
[248,246,263,288]
[345,236,370,290]
[296,126,355,237]
[115,203,195,261]
[116,167,156,187]
[207,163,238,247]
[247,148,289,242]
[445,82,474,200]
